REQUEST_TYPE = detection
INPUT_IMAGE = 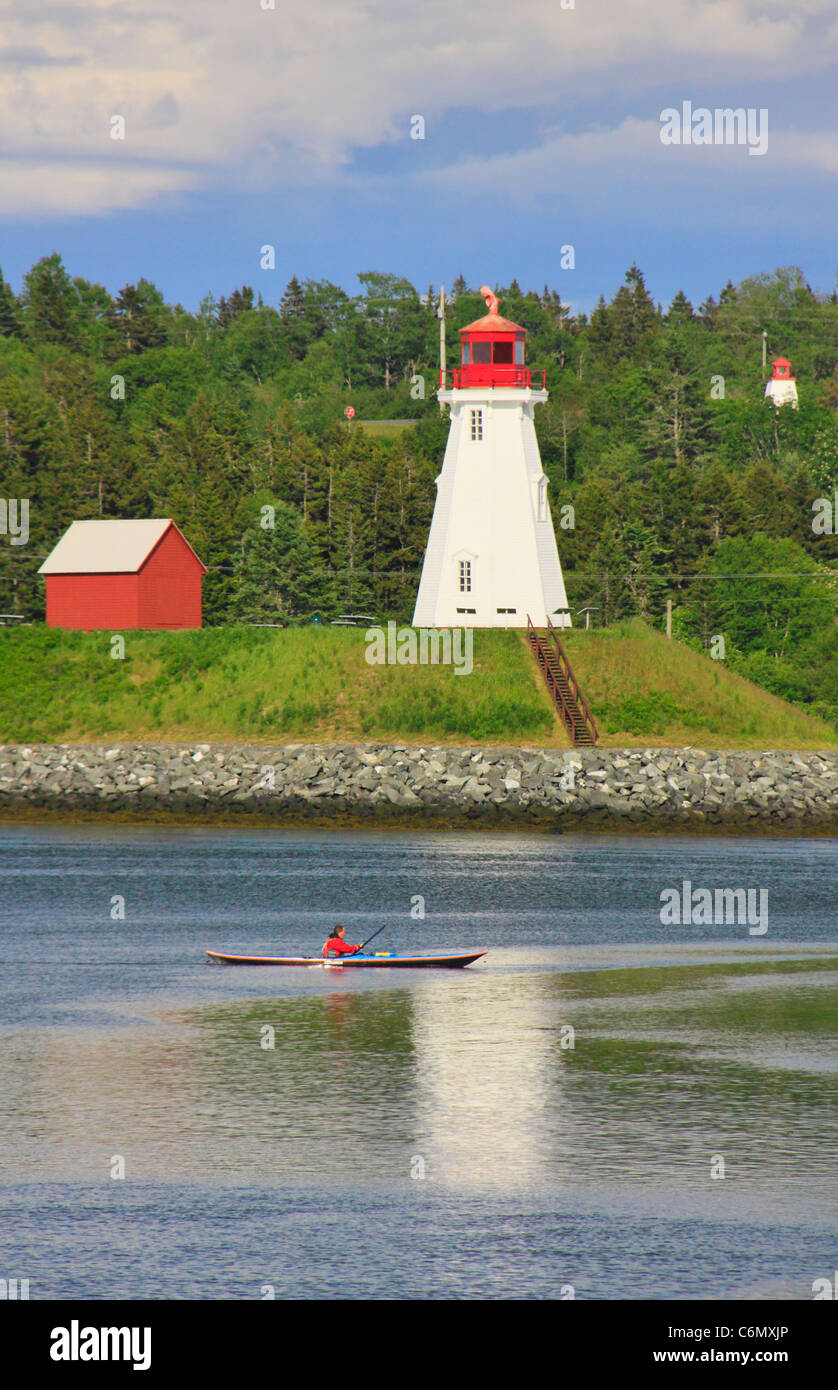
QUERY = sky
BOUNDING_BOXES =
[1,0,837,316]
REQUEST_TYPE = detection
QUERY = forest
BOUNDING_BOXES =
[0,256,837,728]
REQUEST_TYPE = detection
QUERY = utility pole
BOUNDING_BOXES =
[438,284,446,412]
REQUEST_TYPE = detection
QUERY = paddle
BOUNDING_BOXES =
[355,924,387,955]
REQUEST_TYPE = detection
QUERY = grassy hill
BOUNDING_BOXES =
[563,619,836,748]
[1,619,835,749]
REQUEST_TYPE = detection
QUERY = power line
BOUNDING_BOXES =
[8,567,837,581]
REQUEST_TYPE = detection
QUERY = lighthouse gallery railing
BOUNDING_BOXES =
[439,366,547,390]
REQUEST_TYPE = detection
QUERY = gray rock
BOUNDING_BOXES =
[1,742,837,830]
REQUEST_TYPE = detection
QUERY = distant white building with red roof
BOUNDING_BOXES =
[764,356,799,409]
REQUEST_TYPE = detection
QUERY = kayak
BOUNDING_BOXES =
[206,949,486,969]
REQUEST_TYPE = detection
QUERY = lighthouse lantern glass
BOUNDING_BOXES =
[452,301,531,387]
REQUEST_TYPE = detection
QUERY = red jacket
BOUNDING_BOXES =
[322,936,360,958]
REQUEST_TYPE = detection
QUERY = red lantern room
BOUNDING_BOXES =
[764,355,799,408]
[442,287,544,389]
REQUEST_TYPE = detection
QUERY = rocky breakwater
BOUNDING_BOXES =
[0,743,837,831]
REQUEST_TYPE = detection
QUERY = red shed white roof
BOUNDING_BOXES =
[38,519,206,575]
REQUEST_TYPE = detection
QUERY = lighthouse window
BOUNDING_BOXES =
[459,560,472,593]
[470,409,483,441]
[472,342,491,364]
[514,340,524,364]
[537,477,548,522]
[462,342,470,364]
[493,342,513,364]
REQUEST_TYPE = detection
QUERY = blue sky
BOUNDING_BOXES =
[1,0,837,315]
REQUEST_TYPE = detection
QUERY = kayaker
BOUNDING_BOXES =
[322,925,361,958]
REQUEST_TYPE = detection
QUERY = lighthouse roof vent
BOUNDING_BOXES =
[460,286,526,335]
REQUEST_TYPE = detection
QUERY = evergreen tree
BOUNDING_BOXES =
[21,253,81,348]
[666,290,694,325]
[586,295,610,357]
[231,499,322,622]
[217,286,255,328]
[109,281,168,354]
[625,263,660,357]
[279,276,308,360]
[0,268,22,338]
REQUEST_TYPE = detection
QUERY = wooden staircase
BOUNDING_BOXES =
[526,615,598,747]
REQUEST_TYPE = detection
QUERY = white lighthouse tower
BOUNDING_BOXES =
[413,287,571,630]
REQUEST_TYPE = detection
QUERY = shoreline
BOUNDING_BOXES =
[1,741,837,836]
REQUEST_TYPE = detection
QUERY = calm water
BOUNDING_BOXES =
[0,824,836,1299]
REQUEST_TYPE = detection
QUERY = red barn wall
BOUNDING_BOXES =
[45,574,139,630]
[137,525,203,629]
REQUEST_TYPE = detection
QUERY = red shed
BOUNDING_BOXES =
[38,519,207,630]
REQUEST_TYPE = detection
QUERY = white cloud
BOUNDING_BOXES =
[784,130,838,176]
[0,160,196,217]
[410,116,838,210]
[0,0,835,215]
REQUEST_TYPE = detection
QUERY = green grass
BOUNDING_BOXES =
[0,624,557,745]
[354,419,420,439]
[563,617,837,749]
[1,618,835,747]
